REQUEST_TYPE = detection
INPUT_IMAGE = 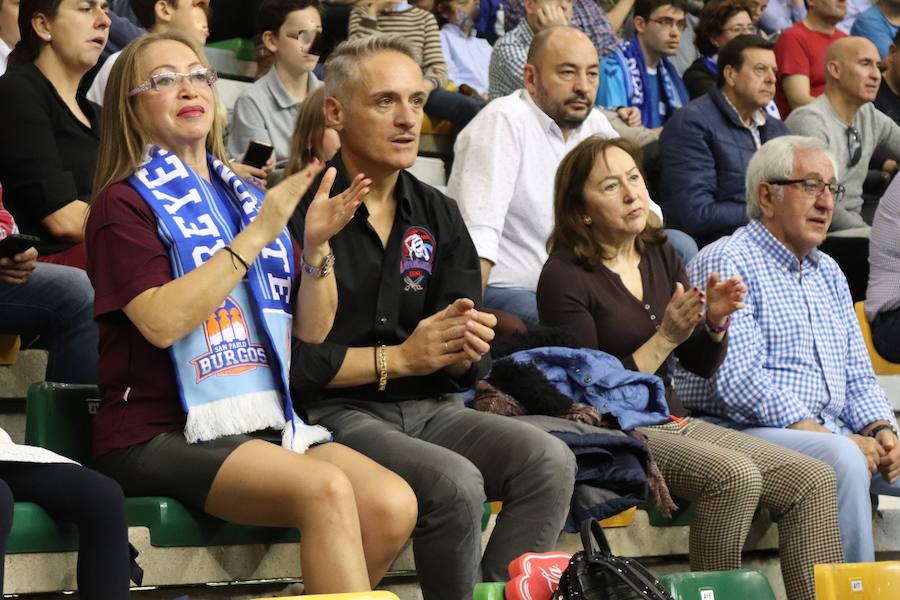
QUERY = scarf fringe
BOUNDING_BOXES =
[283,417,332,453]
[184,391,288,444]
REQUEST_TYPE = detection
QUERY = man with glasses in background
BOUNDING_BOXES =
[596,0,690,129]
[674,134,900,564]
[786,36,900,296]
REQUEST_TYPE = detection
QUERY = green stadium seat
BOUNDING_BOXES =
[25,382,299,547]
[473,582,506,600]
[205,37,256,62]
[659,569,776,600]
[640,498,696,527]
[5,502,79,554]
[24,382,491,550]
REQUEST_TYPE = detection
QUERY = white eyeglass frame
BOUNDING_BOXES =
[129,67,218,97]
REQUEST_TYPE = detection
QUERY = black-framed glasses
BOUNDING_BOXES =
[847,125,862,168]
[767,178,845,203]
[648,17,687,31]
[129,67,217,96]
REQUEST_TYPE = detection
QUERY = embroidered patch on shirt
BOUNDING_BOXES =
[400,226,435,292]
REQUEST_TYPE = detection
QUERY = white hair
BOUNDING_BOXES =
[745,135,840,219]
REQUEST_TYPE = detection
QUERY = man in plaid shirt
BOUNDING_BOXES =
[674,135,900,564]
[502,0,629,58]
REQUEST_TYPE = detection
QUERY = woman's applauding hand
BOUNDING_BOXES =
[705,272,747,328]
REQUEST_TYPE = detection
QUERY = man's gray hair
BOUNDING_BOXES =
[745,135,839,219]
[324,35,420,101]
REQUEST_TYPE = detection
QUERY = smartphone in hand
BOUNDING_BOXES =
[243,140,275,169]
[0,234,39,259]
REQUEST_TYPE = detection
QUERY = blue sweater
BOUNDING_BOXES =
[658,87,788,246]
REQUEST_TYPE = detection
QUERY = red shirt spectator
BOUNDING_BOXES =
[774,21,846,117]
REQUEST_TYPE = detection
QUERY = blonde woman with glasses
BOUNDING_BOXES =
[85,31,417,594]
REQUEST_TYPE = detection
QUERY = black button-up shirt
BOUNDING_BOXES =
[289,155,489,405]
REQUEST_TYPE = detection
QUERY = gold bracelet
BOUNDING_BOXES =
[377,345,388,392]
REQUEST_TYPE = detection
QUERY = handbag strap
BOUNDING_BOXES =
[579,519,614,558]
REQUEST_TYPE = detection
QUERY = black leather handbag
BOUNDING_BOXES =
[553,520,674,600]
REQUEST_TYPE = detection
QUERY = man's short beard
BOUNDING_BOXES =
[550,107,590,130]
[535,86,591,130]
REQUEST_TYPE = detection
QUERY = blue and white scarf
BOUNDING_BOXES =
[615,37,688,128]
[129,146,331,452]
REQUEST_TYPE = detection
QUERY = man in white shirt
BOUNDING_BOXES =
[448,25,659,324]
[0,0,19,76]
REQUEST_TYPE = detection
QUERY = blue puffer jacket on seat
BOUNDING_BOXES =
[506,346,669,430]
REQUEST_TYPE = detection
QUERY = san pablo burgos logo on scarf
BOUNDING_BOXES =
[191,296,269,382]
[400,226,435,292]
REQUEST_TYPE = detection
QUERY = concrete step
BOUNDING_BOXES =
[0,349,46,400]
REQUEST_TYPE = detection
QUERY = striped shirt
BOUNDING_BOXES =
[348,6,448,88]
[866,174,900,320]
[674,219,896,433]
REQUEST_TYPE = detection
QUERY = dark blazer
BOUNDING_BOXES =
[658,86,788,246]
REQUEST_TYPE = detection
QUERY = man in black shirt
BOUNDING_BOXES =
[289,36,576,600]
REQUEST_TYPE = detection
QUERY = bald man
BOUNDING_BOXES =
[787,37,900,233]
[448,26,666,324]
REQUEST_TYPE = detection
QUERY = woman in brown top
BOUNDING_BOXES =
[537,136,843,600]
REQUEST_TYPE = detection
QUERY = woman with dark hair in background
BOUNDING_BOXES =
[537,135,844,600]
[0,0,109,268]
[683,0,755,99]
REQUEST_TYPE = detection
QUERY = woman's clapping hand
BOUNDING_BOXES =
[303,167,370,250]
[705,272,747,327]
[658,283,705,346]
[252,159,369,248]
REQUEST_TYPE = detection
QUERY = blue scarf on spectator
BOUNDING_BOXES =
[615,37,688,128]
[129,146,331,452]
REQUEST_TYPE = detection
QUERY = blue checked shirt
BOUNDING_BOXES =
[502,0,621,57]
[673,220,896,433]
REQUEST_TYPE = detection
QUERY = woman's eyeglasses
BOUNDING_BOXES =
[723,24,757,35]
[129,67,218,97]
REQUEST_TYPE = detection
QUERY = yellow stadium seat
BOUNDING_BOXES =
[252,593,400,599]
[600,506,637,528]
[854,302,900,375]
[815,561,900,599]
[0,335,19,365]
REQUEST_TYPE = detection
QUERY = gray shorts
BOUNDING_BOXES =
[94,429,281,510]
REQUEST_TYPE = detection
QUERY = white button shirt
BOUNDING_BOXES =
[447,89,661,292]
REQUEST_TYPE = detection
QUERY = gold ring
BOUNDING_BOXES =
[443,342,449,353]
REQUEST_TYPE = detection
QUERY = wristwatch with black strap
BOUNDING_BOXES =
[867,423,900,439]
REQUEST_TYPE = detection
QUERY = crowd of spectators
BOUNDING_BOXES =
[2,0,900,598]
